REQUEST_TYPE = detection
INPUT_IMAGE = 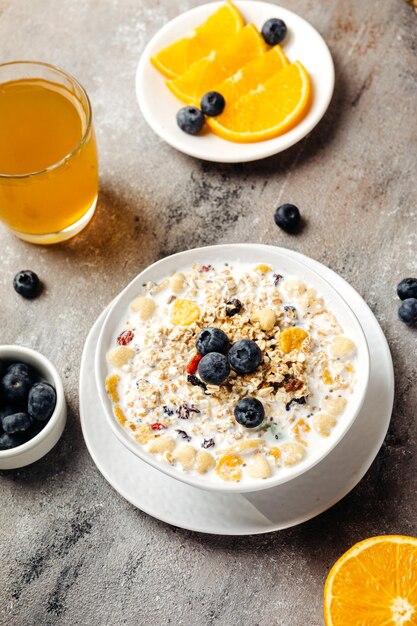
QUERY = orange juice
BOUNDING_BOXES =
[0,63,98,243]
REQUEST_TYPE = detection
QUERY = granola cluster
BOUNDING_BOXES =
[105,262,356,483]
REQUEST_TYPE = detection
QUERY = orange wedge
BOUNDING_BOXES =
[150,1,244,79]
[210,46,289,107]
[207,61,312,143]
[324,535,417,625]
[167,24,268,104]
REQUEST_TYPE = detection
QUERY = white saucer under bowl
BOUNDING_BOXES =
[136,1,334,163]
[79,249,393,535]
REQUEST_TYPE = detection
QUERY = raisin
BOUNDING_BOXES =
[285,396,307,411]
[176,429,191,442]
[202,438,215,449]
[284,378,303,393]
[273,274,283,286]
[226,299,242,317]
[177,404,200,419]
[187,374,207,391]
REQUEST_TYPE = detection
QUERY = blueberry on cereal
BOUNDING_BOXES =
[198,352,230,385]
[234,397,265,428]
[228,339,262,375]
[196,327,229,356]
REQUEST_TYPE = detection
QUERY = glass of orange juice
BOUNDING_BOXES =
[0,61,98,244]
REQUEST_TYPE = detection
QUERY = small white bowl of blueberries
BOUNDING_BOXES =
[0,344,66,470]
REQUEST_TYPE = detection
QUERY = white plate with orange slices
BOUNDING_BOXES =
[136,0,334,162]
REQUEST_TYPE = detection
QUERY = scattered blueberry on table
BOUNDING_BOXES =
[13,270,42,299]
[0,360,56,451]
[398,298,417,326]
[261,18,287,46]
[274,203,302,233]
[176,106,205,135]
[396,278,417,326]
[397,278,417,301]
[200,91,225,117]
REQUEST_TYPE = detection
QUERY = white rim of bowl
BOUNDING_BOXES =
[0,345,65,458]
[95,244,370,493]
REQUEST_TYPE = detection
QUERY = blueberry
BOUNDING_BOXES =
[228,339,262,375]
[1,370,32,405]
[28,382,56,421]
[0,405,16,424]
[7,362,34,380]
[2,412,31,434]
[13,270,41,299]
[274,204,301,233]
[200,91,225,117]
[176,106,205,135]
[198,352,230,385]
[398,298,417,326]
[397,278,417,301]
[261,18,287,46]
[234,397,265,428]
[196,327,229,355]
[0,432,24,450]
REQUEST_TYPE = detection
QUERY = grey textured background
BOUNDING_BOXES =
[0,0,416,624]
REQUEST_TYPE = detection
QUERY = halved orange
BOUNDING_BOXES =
[324,535,417,625]
[210,45,289,107]
[207,61,312,143]
[167,24,268,104]
[150,1,244,79]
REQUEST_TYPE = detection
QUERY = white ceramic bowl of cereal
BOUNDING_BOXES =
[95,244,369,494]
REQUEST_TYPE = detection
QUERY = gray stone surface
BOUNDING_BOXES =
[0,0,416,624]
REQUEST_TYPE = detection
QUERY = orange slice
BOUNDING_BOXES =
[208,61,312,143]
[167,24,268,104]
[211,46,289,106]
[323,535,417,625]
[150,1,244,79]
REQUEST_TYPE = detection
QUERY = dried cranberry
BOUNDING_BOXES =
[117,330,134,346]
[186,353,203,374]
[151,423,166,431]
[200,265,212,272]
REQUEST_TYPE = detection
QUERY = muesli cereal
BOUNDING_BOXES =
[105,262,357,484]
